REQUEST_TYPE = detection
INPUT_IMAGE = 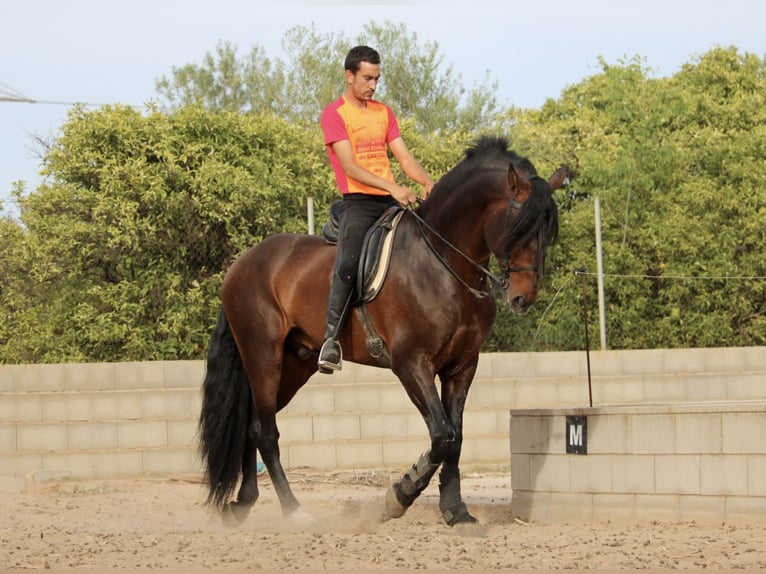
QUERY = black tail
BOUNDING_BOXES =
[198,307,253,509]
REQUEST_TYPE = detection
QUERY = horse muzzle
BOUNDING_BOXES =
[508,293,533,315]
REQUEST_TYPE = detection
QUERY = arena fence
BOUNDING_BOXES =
[2,347,765,498]
[511,401,766,524]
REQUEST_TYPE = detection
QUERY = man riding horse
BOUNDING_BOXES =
[318,45,434,373]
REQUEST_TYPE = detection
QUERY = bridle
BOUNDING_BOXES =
[495,196,546,282]
[407,194,542,300]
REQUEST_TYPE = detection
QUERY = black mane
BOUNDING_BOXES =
[421,136,541,207]
[465,136,539,178]
[464,135,514,162]
[502,175,559,273]
[418,135,559,269]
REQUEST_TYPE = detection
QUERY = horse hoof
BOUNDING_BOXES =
[286,507,316,528]
[382,486,407,521]
[453,516,486,538]
[221,501,251,528]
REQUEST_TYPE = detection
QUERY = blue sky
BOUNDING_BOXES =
[2,0,764,208]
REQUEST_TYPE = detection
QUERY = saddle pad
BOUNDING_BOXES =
[358,208,405,302]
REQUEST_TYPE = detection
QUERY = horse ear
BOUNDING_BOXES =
[548,166,569,191]
[508,163,522,191]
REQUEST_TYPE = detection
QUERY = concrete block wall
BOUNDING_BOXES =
[0,361,204,490]
[509,402,766,524]
[2,346,766,490]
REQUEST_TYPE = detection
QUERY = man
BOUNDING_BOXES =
[318,45,434,373]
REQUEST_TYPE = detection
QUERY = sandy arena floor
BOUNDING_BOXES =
[2,468,765,570]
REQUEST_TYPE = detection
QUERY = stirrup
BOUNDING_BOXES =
[318,339,342,373]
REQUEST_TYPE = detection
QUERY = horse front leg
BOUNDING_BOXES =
[383,362,455,520]
[384,450,441,519]
[436,361,486,535]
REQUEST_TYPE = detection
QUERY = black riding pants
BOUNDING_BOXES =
[334,194,399,286]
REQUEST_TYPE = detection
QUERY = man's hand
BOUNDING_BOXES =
[389,183,417,206]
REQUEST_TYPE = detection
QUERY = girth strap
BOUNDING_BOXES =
[355,303,391,368]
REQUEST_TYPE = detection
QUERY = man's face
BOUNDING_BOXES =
[347,61,381,102]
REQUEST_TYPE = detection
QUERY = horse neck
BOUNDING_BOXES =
[417,183,500,270]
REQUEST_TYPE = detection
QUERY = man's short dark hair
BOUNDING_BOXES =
[344,45,381,73]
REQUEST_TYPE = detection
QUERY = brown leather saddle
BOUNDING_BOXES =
[322,200,406,304]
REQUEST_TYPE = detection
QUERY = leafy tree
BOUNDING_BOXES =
[499,47,766,351]
[156,22,502,132]
[1,105,336,362]
[0,194,29,361]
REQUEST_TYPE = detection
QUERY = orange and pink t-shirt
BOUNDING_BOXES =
[321,95,401,196]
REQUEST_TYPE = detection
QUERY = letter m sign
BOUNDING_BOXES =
[566,416,587,454]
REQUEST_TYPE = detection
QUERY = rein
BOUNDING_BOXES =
[406,201,528,300]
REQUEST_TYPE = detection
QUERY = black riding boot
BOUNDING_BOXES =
[318,275,354,374]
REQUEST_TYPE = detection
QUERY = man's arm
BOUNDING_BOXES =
[330,140,417,205]
[389,137,435,197]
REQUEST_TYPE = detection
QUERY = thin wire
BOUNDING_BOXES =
[0,82,116,107]
[574,271,766,281]
[525,266,766,353]
[529,273,575,350]
[0,97,110,107]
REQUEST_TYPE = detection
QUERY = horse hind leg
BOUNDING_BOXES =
[256,415,317,527]
[255,352,317,526]
[222,418,261,527]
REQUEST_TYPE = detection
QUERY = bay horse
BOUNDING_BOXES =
[199,135,567,532]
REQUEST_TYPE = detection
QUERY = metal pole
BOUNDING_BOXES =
[594,196,607,350]
[577,266,594,408]
[307,196,315,236]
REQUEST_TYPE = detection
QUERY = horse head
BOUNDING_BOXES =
[491,162,568,314]
[415,136,567,313]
